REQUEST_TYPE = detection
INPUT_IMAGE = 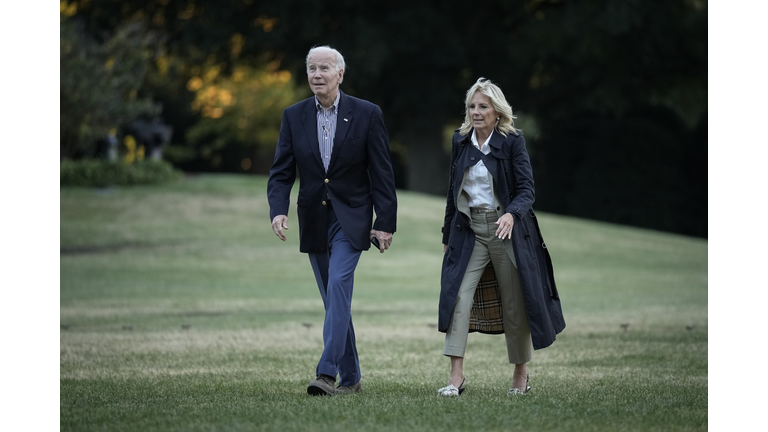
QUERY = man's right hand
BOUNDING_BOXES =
[272,215,289,241]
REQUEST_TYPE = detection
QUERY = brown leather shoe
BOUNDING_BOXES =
[307,374,336,396]
[335,381,362,394]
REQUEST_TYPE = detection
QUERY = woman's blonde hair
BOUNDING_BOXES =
[459,78,517,136]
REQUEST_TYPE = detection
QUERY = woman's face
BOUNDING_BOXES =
[468,91,499,135]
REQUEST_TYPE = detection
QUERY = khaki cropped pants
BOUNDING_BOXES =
[443,210,533,364]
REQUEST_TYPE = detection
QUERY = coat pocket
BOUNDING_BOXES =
[530,209,560,300]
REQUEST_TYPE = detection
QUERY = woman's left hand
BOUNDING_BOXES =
[495,212,515,240]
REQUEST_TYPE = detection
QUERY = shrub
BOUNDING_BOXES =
[60,159,183,187]
[60,16,160,159]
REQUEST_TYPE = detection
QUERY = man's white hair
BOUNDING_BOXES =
[306,45,346,73]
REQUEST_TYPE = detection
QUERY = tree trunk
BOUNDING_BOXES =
[400,125,450,197]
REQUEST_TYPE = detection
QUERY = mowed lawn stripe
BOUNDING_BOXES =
[61,174,707,432]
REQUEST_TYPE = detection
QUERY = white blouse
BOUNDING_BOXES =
[464,129,495,209]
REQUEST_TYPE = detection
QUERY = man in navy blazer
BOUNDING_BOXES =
[268,46,397,396]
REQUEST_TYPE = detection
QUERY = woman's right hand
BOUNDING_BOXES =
[443,244,448,253]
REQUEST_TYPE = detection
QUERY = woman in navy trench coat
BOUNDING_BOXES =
[438,78,565,397]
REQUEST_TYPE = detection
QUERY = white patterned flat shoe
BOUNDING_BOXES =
[437,378,465,396]
[506,387,531,396]
[438,384,460,396]
[507,374,530,396]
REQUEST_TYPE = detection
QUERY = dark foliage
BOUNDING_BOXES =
[60,159,183,187]
[66,0,707,237]
[60,15,160,159]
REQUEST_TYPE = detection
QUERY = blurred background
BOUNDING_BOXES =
[59,0,707,238]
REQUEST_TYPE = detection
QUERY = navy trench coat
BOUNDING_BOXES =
[439,128,565,350]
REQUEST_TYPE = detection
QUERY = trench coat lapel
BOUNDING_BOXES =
[482,130,507,181]
[488,130,506,151]
[301,99,323,168]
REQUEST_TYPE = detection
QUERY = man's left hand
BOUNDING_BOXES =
[370,229,393,253]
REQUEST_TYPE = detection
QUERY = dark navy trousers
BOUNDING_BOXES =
[308,207,362,386]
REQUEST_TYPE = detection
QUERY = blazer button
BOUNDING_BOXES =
[470,157,475,161]
[324,179,329,183]
[322,201,327,206]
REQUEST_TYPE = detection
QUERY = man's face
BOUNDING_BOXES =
[306,51,344,99]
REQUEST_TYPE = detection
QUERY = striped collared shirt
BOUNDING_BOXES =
[316,92,340,172]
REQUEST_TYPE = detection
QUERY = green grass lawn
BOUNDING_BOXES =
[60,174,707,431]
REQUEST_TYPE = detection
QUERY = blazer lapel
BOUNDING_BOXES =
[327,91,352,173]
[301,98,323,168]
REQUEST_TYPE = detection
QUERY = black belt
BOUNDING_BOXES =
[470,207,497,213]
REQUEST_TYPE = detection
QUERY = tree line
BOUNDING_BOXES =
[60,0,707,237]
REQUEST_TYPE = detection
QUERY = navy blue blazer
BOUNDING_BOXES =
[267,91,398,253]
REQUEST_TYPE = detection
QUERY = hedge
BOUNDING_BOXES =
[60,159,183,187]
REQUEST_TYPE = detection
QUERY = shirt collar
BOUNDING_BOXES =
[315,92,340,114]
[471,128,494,150]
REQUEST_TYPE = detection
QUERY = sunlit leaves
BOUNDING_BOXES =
[253,15,278,32]
[60,1,77,17]
[184,59,308,168]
